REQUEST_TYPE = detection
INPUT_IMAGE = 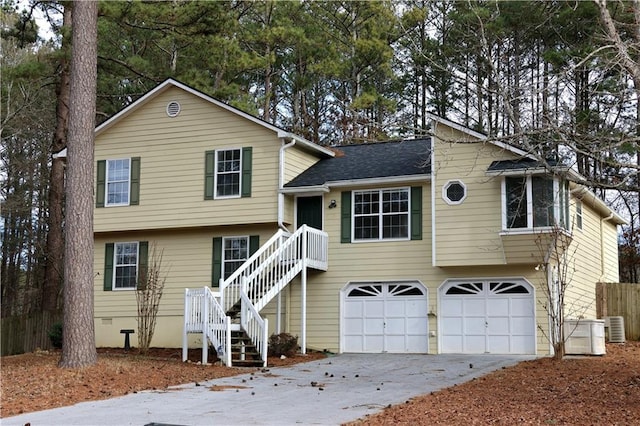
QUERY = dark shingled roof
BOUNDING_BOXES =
[487,158,559,172]
[284,139,431,188]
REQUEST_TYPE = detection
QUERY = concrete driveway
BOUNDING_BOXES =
[4,353,534,426]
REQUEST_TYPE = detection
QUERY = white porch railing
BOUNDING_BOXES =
[183,225,328,366]
[182,287,231,366]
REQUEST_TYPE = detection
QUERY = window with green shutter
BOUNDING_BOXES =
[204,148,252,200]
[212,235,259,286]
[96,157,140,207]
[104,241,147,291]
[341,187,422,243]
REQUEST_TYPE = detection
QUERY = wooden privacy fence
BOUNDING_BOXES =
[1,311,63,356]
[596,282,640,341]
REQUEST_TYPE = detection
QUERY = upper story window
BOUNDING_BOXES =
[503,175,570,231]
[106,159,131,206]
[96,157,140,208]
[223,236,248,279]
[114,242,138,289]
[353,188,410,241]
[204,147,252,200]
[216,149,241,198]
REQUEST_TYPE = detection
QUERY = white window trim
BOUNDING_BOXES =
[222,235,249,279]
[352,187,411,242]
[214,147,242,199]
[105,158,131,207]
[575,201,583,231]
[501,175,565,231]
[442,180,467,205]
[112,241,139,291]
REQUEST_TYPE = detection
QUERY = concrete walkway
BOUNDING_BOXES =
[4,353,534,426]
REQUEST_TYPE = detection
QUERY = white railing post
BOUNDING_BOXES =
[301,226,307,354]
[182,288,189,362]
[262,318,269,367]
[202,292,209,365]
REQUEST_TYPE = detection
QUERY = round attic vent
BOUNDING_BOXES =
[166,101,181,117]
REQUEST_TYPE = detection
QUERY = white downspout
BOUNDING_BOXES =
[599,213,614,282]
[277,138,296,334]
[279,138,296,232]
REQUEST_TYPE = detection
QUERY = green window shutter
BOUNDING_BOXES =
[249,235,259,256]
[96,160,106,208]
[341,191,352,243]
[241,147,252,198]
[212,237,222,286]
[138,241,148,288]
[130,157,141,206]
[410,186,422,240]
[204,150,215,200]
[104,243,114,291]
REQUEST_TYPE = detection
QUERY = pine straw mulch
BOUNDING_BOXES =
[0,347,325,418]
[349,341,640,425]
[2,342,639,424]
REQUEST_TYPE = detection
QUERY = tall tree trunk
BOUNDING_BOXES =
[43,3,72,313]
[60,0,98,369]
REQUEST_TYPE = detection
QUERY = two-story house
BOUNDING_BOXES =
[93,79,624,366]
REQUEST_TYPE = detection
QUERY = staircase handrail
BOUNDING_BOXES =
[219,229,290,313]
[240,277,268,366]
[183,287,231,366]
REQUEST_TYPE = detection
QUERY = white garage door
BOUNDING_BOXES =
[343,282,428,353]
[440,280,535,354]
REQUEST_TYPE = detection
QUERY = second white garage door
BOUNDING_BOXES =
[439,279,536,354]
[342,282,428,353]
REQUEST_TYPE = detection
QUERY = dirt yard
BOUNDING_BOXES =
[2,342,639,424]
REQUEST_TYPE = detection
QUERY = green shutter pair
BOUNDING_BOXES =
[204,147,252,200]
[211,235,259,286]
[96,158,141,207]
[103,241,148,291]
[340,186,423,243]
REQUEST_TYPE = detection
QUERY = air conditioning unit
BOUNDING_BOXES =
[606,316,626,343]
[564,319,606,355]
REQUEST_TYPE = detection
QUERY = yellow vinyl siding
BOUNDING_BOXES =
[432,127,519,266]
[94,87,280,233]
[284,146,321,184]
[94,225,279,348]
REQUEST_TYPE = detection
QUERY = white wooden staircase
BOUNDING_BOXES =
[183,225,328,367]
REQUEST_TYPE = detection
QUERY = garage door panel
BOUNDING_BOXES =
[463,299,486,316]
[464,335,486,353]
[511,298,533,314]
[441,299,463,315]
[441,280,535,355]
[488,335,510,353]
[343,282,428,353]
[442,336,463,352]
[488,298,510,315]
[344,317,363,334]
[511,317,535,334]
[344,301,364,317]
[464,318,486,334]
[442,317,462,334]
[364,300,384,316]
[363,335,384,352]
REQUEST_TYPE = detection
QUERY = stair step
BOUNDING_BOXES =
[231,359,264,367]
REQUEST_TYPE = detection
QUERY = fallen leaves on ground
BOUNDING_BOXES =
[349,342,640,425]
[0,347,325,418]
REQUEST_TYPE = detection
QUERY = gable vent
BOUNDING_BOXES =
[166,101,181,117]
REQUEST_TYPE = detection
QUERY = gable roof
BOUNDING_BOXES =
[94,78,334,158]
[284,139,430,189]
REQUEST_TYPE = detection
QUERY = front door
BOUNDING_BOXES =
[296,196,323,230]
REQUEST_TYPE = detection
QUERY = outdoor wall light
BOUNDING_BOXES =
[328,199,337,209]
